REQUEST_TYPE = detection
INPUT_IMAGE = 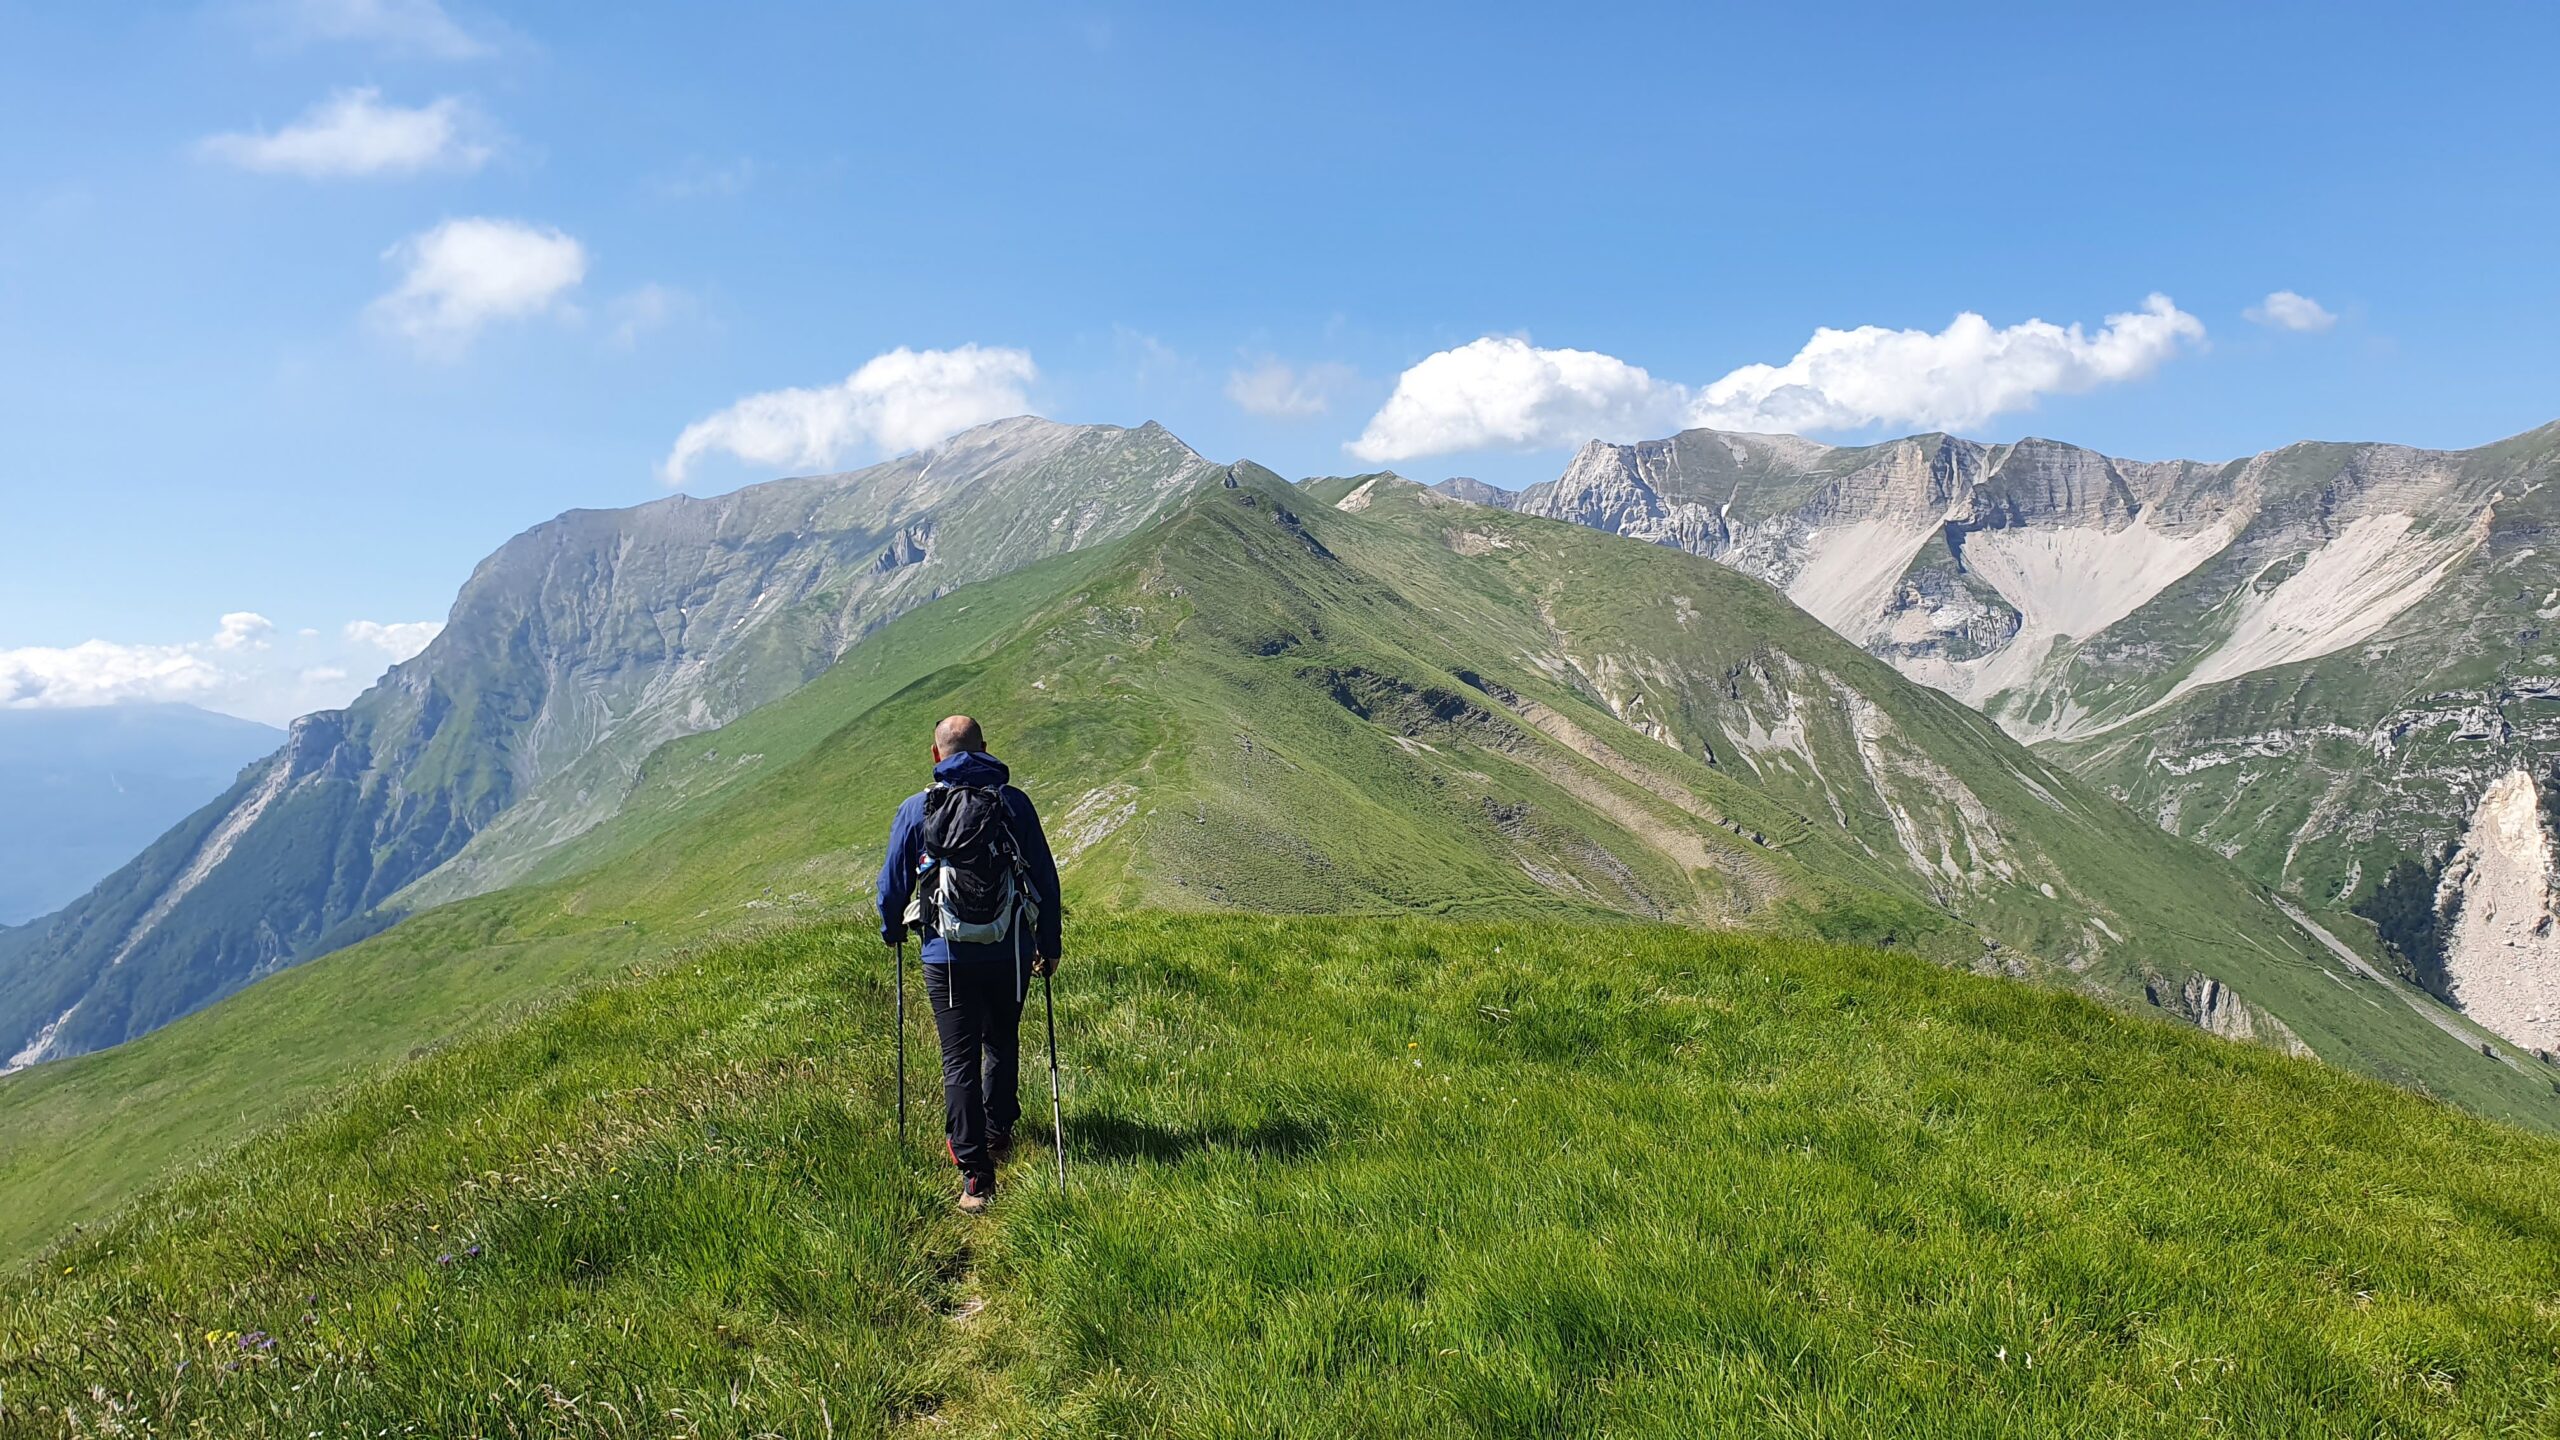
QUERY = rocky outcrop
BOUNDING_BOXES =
[2437,769,2560,1053]
[2145,972,2314,1057]
[2045,426,2560,907]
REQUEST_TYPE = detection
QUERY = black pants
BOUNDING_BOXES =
[925,962,1023,1183]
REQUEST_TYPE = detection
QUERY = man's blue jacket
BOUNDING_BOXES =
[875,750,1063,973]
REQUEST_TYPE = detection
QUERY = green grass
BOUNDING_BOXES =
[8,913,2559,1437]
[0,889,667,1264]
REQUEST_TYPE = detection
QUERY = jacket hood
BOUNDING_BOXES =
[933,750,1012,788]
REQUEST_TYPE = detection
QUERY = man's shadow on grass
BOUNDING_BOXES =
[1064,1109,1333,1164]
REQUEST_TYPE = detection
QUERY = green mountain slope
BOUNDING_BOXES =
[0,420,1218,1071]
[6,914,2559,1436]
[13,462,2560,1266]
[591,469,2554,1107]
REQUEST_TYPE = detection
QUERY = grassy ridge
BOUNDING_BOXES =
[9,469,2558,1269]
[8,914,2558,1436]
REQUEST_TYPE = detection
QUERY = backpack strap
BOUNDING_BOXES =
[1001,786,1041,932]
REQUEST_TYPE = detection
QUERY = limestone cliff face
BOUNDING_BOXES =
[2437,769,2560,1054]
[1425,476,1511,508]
[2048,427,2558,908]
[1496,426,2493,738]
[1471,420,2560,911]
[0,419,1222,1069]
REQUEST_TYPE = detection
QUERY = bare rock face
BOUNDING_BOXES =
[2183,975,2314,1057]
[1505,427,2463,734]
[1509,427,2527,732]
[2138,969,2313,1058]
[2437,769,2560,1054]
[2047,427,2560,910]
[1496,419,2560,915]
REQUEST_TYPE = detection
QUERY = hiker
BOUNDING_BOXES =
[876,714,1063,1213]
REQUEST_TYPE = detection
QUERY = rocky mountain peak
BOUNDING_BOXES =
[1427,476,1514,508]
[0,417,1229,1070]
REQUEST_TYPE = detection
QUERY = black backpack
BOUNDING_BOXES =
[911,782,1032,944]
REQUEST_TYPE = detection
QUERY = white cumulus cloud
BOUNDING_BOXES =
[1347,337,1689,463]
[212,612,276,651]
[370,217,586,351]
[1226,358,1359,419]
[343,619,444,660]
[2246,289,2338,332]
[255,0,493,59]
[662,345,1039,484]
[1690,294,2205,435]
[199,88,492,178]
[1348,296,2207,462]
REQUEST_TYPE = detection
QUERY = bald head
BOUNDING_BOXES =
[933,714,985,760]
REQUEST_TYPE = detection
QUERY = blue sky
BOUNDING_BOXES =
[2,0,2555,722]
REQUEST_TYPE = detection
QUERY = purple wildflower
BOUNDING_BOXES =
[238,1330,273,1351]
[437,1252,456,1267]
[465,1243,484,1259]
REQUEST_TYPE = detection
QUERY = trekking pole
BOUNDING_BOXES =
[894,935,908,1146]
[1042,970,1066,1185]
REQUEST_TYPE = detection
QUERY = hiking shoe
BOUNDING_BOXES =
[957,1174,994,1215]
[988,1130,1015,1163]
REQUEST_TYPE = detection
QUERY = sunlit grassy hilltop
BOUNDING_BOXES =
[6,913,2559,1436]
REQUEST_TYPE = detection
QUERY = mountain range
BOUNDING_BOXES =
[3,415,2554,1138]
[18,435,2560,1262]
[0,420,1217,1070]
[1450,421,2560,1054]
